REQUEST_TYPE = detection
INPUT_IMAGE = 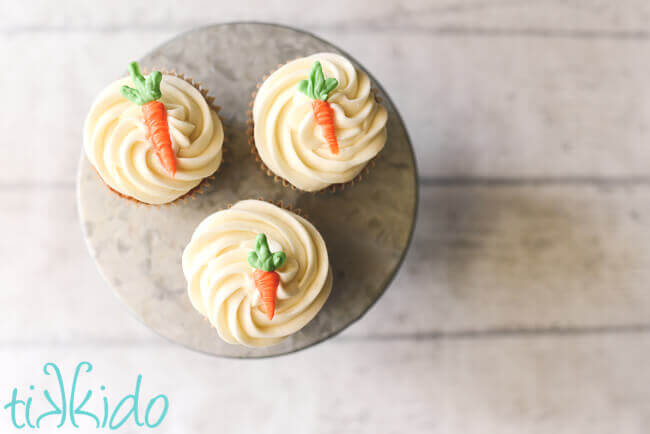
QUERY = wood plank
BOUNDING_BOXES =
[3,184,650,344]
[336,32,650,179]
[0,188,153,343]
[2,336,650,433]
[5,29,650,183]
[0,34,65,185]
[2,0,62,29]
[11,1,650,34]
[355,182,650,336]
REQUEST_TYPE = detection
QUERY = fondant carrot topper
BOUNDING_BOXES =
[298,61,340,154]
[120,62,176,176]
[247,233,287,320]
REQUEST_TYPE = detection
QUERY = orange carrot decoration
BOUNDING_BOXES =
[120,62,176,177]
[247,234,287,320]
[298,61,340,154]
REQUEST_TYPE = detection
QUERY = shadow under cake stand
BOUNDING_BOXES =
[77,22,418,358]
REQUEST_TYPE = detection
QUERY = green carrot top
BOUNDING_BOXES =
[247,234,287,272]
[120,62,163,105]
[298,61,339,101]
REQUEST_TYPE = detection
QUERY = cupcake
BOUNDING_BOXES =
[182,200,333,347]
[252,52,388,192]
[84,62,224,205]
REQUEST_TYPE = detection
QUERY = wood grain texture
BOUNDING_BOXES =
[338,33,650,178]
[0,189,153,344]
[2,0,63,29]
[3,336,650,434]
[8,1,650,33]
[0,34,64,185]
[327,182,650,336]
[4,184,650,345]
[4,1,650,431]
[4,28,650,181]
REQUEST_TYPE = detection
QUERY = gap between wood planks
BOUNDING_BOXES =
[3,323,650,348]
[3,25,650,41]
[420,176,650,187]
[6,176,650,192]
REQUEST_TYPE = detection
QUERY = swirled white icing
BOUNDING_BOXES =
[253,52,388,192]
[182,200,333,347]
[84,75,224,204]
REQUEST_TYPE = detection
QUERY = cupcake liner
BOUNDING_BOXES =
[247,60,379,194]
[89,67,225,207]
[93,166,216,209]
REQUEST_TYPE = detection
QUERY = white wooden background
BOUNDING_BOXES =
[3,1,650,432]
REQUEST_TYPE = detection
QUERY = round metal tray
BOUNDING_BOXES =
[77,22,418,358]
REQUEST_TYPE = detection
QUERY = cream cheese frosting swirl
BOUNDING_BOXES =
[182,200,333,347]
[253,53,388,192]
[84,75,224,204]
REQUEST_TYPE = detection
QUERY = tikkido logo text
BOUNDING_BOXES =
[3,362,169,430]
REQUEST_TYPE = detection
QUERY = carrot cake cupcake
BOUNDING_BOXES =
[84,62,224,205]
[252,52,388,192]
[182,200,333,347]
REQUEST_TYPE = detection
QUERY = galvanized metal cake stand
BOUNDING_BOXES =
[77,22,418,358]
